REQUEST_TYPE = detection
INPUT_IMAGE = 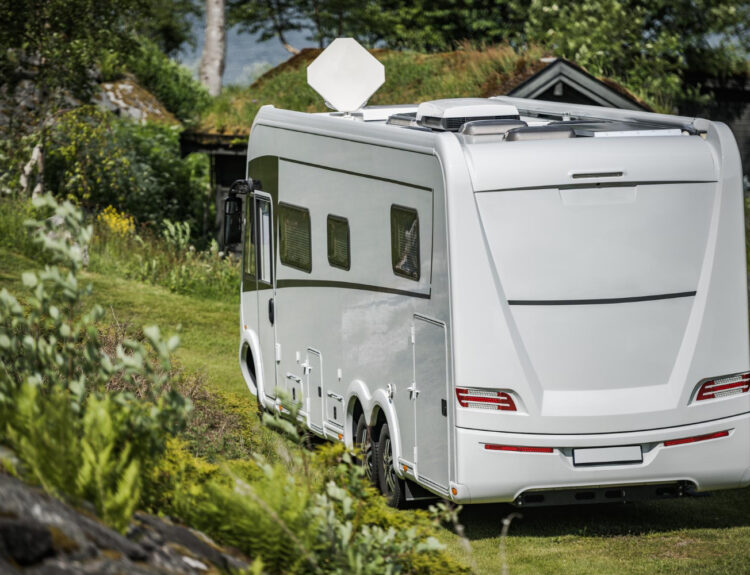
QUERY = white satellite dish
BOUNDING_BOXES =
[307,38,385,114]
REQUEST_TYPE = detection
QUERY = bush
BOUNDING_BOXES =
[0,195,191,531]
[102,38,210,124]
[0,197,468,572]
[156,399,469,575]
[43,106,210,234]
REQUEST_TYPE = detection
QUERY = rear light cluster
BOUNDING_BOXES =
[484,444,553,453]
[456,387,516,411]
[696,373,750,401]
[664,430,729,447]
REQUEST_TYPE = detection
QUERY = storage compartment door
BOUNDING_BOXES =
[414,316,450,493]
[306,349,324,434]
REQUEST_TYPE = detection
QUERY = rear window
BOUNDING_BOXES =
[279,203,312,273]
[327,215,350,270]
[391,205,420,281]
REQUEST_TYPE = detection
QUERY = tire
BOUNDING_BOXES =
[376,422,406,508]
[354,413,378,489]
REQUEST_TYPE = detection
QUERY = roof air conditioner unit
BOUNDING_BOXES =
[416,98,520,131]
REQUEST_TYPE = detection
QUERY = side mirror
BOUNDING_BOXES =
[223,194,243,247]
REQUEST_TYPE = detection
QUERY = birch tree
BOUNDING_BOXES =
[199,0,226,97]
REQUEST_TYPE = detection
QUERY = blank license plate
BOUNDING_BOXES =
[573,445,642,466]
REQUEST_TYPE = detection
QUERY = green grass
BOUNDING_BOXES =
[3,245,750,574]
[198,44,553,137]
[424,482,750,574]
[0,245,279,463]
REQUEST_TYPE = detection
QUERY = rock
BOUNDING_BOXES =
[0,556,22,575]
[0,518,54,565]
[133,513,248,572]
[0,474,252,573]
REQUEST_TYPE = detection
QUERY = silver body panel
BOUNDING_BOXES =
[236,98,750,503]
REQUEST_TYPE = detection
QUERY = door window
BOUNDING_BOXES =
[256,198,273,284]
[243,196,256,278]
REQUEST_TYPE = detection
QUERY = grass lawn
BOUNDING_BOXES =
[427,488,750,574]
[3,246,750,574]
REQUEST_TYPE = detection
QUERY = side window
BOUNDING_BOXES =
[327,215,350,270]
[243,196,256,278]
[279,203,312,273]
[391,205,420,281]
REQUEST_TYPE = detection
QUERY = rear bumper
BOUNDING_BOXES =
[450,412,750,504]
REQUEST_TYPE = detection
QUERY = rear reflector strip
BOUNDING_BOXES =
[456,388,516,411]
[663,430,729,447]
[484,444,553,453]
[696,373,750,401]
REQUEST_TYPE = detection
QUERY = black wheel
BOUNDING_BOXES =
[355,413,378,489]
[376,422,406,508]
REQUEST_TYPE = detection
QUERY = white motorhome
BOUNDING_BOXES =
[224,41,750,507]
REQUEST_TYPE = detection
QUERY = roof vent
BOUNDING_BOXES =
[416,98,520,131]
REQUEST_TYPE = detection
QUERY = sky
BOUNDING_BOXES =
[176,18,317,86]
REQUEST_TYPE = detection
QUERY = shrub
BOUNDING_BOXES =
[126,38,211,125]
[97,205,135,237]
[0,194,191,531]
[44,106,210,233]
[158,398,469,575]
[90,215,241,300]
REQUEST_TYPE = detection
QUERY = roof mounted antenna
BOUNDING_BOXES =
[307,38,385,116]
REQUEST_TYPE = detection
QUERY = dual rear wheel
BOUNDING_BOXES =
[355,414,405,507]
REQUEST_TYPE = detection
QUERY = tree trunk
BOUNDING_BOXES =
[199,0,226,97]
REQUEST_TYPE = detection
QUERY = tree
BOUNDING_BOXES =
[0,0,147,196]
[139,0,202,57]
[200,0,227,96]
[228,0,303,54]
[522,0,750,110]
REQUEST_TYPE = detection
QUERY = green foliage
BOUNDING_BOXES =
[91,217,241,300]
[202,45,547,134]
[44,107,210,231]
[0,197,37,260]
[137,0,202,57]
[0,195,191,532]
[227,0,749,111]
[0,0,142,113]
[163,445,466,575]
[522,0,686,110]
[125,38,211,124]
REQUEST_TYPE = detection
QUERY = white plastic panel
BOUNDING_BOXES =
[453,414,750,503]
[475,183,715,300]
[511,296,692,394]
[464,135,717,191]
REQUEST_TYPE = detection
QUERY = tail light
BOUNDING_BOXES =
[456,387,516,411]
[485,444,553,453]
[664,430,729,447]
[696,373,750,401]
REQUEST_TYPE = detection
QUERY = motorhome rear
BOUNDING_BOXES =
[226,46,750,507]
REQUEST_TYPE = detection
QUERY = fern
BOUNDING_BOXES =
[0,195,190,533]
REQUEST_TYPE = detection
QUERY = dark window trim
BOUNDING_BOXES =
[279,202,312,274]
[243,194,257,281]
[390,204,420,282]
[255,195,274,286]
[327,214,351,271]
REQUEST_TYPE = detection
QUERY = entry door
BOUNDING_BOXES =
[254,193,277,400]
[413,315,449,490]
[306,348,324,434]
